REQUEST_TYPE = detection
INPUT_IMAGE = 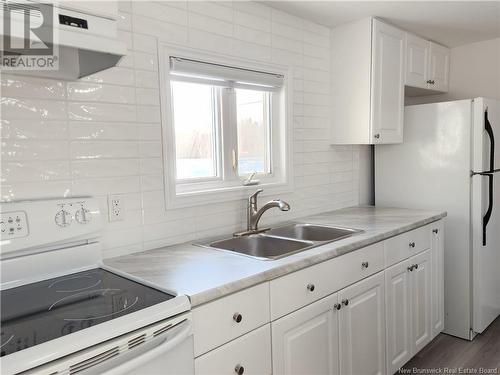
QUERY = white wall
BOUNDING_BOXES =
[406,37,500,105]
[0,1,362,258]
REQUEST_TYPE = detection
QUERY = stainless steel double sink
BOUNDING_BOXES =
[197,223,363,260]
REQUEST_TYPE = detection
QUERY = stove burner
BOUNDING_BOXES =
[64,296,139,321]
[48,288,140,321]
[48,273,102,293]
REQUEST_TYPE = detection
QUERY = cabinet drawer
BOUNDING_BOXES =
[385,225,431,267]
[193,283,270,356]
[195,325,272,375]
[270,242,384,320]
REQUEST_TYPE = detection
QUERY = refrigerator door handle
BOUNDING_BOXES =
[481,110,495,246]
[485,109,495,171]
[483,174,493,246]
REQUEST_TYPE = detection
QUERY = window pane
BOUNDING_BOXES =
[171,81,218,180]
[236,89,271,175]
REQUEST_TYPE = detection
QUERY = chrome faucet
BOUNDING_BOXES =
[234,189,290,236]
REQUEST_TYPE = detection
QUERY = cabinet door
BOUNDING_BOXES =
[339,272,386,375]
[371,19,405,144]
[409,249,432,353]
[385,260,412,374]
[272,293,340,375]
[431,221,444,338]
[405,33,430,89]
[429,42,450,92]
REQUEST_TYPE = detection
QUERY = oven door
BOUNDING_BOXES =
[82,318,194,375]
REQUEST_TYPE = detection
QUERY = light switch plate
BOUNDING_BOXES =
[108,194,125,222]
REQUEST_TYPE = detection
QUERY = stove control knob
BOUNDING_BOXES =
[75,208,91,224]
[55,210,72,227]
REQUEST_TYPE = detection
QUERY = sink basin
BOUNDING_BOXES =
[207,234,313,260]
[266,223,362,242]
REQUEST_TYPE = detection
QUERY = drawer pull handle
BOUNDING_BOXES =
[407,265,414,272]
[307,283,315,292]
[235,365,245,375]
[414,263,419,269]
[433,229,439,234]
[409,242,416,248]
[342,299,349,306]
[361,261,369,269]
[233,313,243,323]
[333,303,341,310]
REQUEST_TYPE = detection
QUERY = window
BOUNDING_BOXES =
[161,49,290,206]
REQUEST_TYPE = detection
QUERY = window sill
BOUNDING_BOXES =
[165,180,293,210]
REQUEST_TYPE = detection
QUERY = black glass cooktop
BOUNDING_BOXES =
[0,268,174,357]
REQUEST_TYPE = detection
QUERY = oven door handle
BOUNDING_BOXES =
[84,319,192,375]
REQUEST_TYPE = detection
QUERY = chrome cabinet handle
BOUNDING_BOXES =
[433,229,439,234]
[374,134,380,139]
[342,299,349,306]
[407,265,414,272]
[233,313,243,323]
[409,242,416,248]
[361,261,369,269]
[235,364,245,375]
[307,283,315,292]
[333,303,341,310]
[414,264,419,269]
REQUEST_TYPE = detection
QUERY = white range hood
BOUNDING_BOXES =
[0,0,127,80]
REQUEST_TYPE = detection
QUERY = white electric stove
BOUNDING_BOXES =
[0,198,193,375]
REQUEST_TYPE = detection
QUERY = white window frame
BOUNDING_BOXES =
[158,43,293,209]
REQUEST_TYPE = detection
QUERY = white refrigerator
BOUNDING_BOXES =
[375,97,500,340]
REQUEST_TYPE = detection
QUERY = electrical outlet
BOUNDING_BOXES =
[108,194,125,222]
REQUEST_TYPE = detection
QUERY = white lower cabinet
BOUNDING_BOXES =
[431,221,444,338]
[385,249,432,374]
[195,324,272,375]
[339,272,386,375]
[194,222,444,375]
[272,293,340,375]
[385,260,412,374]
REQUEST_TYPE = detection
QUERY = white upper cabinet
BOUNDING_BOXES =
[429,42,450,92]
[331,18,405,144]
[331,18,451,145]
[405,34,450,93]
[371,19,406,144]
[405,33,430,89]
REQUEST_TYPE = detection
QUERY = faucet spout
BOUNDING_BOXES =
[234,190,291,236]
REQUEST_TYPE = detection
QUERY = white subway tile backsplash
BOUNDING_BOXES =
[133,52,158,72]
[69,122,139,141]
[71,159,141,178]
[1,161,70,183]
[1,98,67,120]
[68,102,137,122]
[1,75,66,100]
[1,1,360,257]
[132,14,188,43]
[234,10,271,32]
[132,1,188,26]
[67,83,136,104]
[133,33,157,53]
[0,119,68,140]
[1,140,69,161]
[189,12,234,37]
[70,141,140,160]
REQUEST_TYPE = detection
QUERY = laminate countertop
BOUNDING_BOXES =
[105,206,446,307]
